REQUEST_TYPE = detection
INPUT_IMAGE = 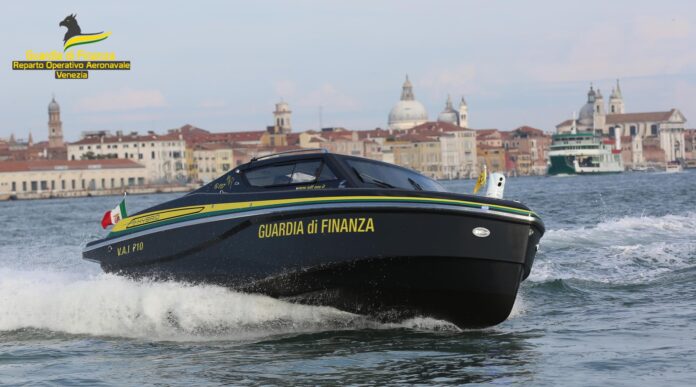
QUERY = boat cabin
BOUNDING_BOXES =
[196,149,446,194]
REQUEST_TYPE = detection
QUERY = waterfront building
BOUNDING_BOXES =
[504,126,551,175]
[0,159,147,199]
[67,131,188,183]
[410,121,477,179]
[556,81,686,163]
[192,142,234,183]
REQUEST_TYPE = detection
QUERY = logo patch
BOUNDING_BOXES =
[472,227,490,238]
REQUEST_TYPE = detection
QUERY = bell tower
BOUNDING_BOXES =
[458,96,469,128]
[609,79,625,114]
[48,96,64,148]
[273,101,292,134]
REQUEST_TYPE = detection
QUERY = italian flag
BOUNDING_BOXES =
[101,195,127,229]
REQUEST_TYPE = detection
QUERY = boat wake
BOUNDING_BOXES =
[530,212,696,284]
[0,269,471,341]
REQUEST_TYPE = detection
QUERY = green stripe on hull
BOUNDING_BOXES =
[108,197,538,238]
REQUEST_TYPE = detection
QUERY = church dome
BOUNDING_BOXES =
[48,97,60,113]
[388,75,428,130]
[578,102,594,126]
[437,95,458,125]
[577,85,596,126]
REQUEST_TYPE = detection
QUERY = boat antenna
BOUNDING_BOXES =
[319,105,323,130]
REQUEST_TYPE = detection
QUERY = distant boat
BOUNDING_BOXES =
[547,132,624,175]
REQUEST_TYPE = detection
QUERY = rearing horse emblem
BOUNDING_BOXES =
[59,14,111,52]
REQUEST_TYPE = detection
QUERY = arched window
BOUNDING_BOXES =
[650,124,658,135]
[611,106,615,113]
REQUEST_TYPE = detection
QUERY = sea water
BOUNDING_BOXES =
[1,171,694,385]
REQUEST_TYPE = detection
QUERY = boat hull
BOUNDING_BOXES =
[84,200,542,328]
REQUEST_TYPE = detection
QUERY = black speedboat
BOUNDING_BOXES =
[83,150,544,328]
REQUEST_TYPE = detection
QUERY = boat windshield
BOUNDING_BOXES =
[345,158,447,192]
[244,159,338,188]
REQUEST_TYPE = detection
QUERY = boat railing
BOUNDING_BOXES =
[250,148,328,162]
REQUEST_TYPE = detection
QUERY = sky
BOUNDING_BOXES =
[2,0,696,142]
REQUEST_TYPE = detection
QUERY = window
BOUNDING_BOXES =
[138,177,145,186]
[345,158,446,192]
[51,181,55,190]
[111,178,115,188]
[151,151,155,159]
[245,160,337,187]
[61,180,65,190]
[651,124,658,136]
[71,180,76,190]
[630,126,637,136]
[31,181,38,191]
[23,182,27,192]
[128,177,135,186]
[11,182,16,192]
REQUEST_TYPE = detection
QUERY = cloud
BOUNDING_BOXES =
[76,89,167,112]
[198,98,227,109]
[420,64,478,95]
[297,83,360,111]
[274,80,297,98]
[528,17,696,84]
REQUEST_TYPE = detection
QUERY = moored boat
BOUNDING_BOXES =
[83,150,544,328]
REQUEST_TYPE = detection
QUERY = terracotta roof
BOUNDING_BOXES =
[556,119,573,128]
[205,131,265,143]
[605,110,676,124]
[396,134,439,143]
[0,159,144,173]
[357,128,392,140]
[411,121,473,133]
[513,126,545,136]
[476,129,501,137]
[194,142,234,151]
[71,132,183,145]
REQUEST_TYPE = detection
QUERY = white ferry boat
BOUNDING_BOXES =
[548,132,624,175]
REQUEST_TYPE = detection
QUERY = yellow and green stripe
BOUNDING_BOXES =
[64,32,111,52]
[109,195,539,237]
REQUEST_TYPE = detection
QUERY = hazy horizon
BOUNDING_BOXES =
[3,0,696,142]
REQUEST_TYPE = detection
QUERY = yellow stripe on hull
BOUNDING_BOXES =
[111,195,536,233]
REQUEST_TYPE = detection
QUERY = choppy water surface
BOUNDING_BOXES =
[1,171,695,385]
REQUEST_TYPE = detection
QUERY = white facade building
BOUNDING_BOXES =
[67,131,188,183]
[556,80,686,163]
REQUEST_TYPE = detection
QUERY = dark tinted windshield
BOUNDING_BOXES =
[345,158,447,192]
[245,159,337,188]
